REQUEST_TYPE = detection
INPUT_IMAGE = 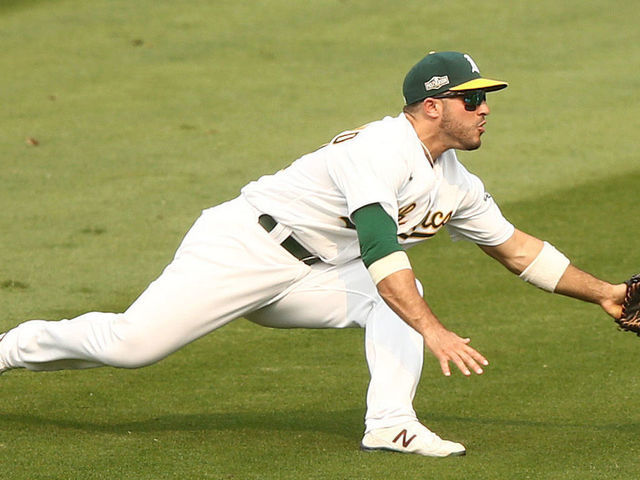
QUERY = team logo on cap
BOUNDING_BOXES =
[424,75,449,91]
[464,54,480,73]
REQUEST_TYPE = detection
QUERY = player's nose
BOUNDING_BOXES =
[477,101,490,116]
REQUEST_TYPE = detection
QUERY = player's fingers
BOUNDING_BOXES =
[458,350,484,375]
[464,343,489,367]
[439,357,452,377]
[449,352,471,376]
[429,331,484,377]
[455,334,489,367]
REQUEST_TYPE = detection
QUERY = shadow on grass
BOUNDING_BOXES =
[0,408,364,439]
[2,408,639,439]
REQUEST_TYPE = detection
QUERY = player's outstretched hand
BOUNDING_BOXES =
[599,282,628,320]
[422,326,488,377]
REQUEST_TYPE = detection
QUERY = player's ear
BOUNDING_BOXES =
[422,98,441,119]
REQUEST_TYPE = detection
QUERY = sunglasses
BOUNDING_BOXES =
[433,90,486,111]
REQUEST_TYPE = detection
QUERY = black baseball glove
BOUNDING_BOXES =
[616,274,640,335]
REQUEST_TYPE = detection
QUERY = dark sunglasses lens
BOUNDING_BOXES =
[463,91,486,111]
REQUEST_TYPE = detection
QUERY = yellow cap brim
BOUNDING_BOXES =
[449,78,508,92]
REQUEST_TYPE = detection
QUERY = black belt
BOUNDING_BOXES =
[258,214,320,265]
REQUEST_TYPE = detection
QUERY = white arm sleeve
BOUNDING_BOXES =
[446,174,514,246]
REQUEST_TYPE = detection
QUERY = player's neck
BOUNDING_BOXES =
[403,112,447,162]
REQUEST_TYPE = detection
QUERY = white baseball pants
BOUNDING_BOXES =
[0,196,424,432]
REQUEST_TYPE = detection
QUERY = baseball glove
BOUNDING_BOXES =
[616,274,640,335]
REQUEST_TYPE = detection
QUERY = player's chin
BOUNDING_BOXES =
[462,138,482,151]
[470,132,484,149]
[453,131,483,151]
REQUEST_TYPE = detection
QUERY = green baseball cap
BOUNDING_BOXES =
[402,51,508,104]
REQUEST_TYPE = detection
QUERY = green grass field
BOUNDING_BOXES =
[2,0,640,478]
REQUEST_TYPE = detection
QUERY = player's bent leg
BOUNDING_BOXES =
[363,298,423,432]
[248,260,464,456]
[361,280,465,456]
[247,261,423,425]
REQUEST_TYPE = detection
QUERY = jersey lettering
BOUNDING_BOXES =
[398,208,453,239]
[398,203,417,226]
[340,205,452,239]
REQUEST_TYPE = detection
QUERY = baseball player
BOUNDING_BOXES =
[0,51,630,457]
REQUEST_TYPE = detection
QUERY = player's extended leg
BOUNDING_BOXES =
[246,260,465,457]
[0,197,310,373]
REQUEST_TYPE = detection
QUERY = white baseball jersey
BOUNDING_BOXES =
[241,113,514,265]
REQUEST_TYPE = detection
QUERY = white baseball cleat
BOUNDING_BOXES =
[360,421,466,457]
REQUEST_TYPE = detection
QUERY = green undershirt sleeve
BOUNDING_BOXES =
[352,203,403,268]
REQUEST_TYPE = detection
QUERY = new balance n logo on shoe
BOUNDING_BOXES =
[392,429,416,448]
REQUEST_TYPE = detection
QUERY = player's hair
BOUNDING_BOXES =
[402,100,424,115]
